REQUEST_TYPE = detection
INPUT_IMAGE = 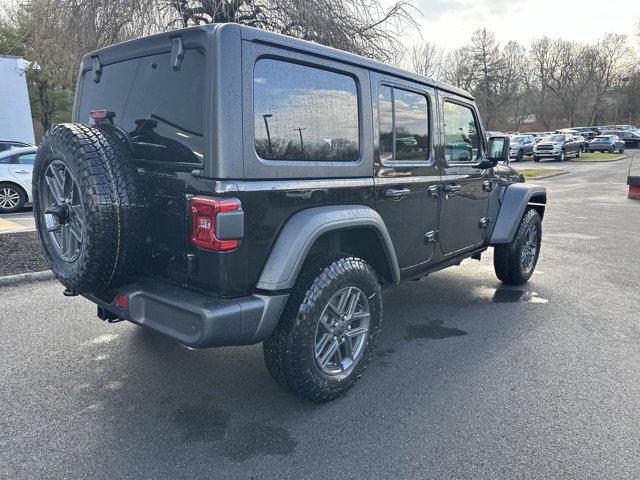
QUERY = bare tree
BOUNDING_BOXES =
[585,34,631,125]
[156,0,419,63]
[407,41,443,79]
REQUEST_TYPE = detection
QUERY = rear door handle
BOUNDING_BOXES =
[384,187,411,199]
[13,170,30,174]
[442,183,461,196]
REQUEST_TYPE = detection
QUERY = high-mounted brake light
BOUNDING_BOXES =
[189,197,241,251]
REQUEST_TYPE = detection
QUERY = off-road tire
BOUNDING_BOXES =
[263,255,382,403]
[0,182,26,213]
[493,209,542,285]
[33,123,146,294]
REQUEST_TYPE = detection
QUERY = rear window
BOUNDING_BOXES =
[78,49,205,166]
[253,59,359,162]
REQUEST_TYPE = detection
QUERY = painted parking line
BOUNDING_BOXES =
[0,218,27,232]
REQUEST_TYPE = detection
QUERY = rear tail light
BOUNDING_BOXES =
[189,196,241,251]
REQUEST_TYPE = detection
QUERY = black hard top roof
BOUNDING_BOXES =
[83,24,474,101]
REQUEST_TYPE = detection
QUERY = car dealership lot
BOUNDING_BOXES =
[1,158,639,479]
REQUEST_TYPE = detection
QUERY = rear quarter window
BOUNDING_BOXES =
[253,59,359,162]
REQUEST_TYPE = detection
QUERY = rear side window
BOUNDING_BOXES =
[443,101,481,163]
[17,153,35,164]
[78,49,205,166]
[253,59,359,162]
[378,85,430,163]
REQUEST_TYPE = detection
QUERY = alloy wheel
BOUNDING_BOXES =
[0,187,20,209]
[40,160,84,262]
[520,224,539,274]
[314,286,371,376]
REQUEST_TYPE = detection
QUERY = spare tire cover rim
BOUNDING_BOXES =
[40,159,84,263]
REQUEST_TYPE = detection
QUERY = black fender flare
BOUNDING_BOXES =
[255,205,400,291]
[490,184,547,244]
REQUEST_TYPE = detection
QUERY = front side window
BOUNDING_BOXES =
[443,101,481,163]
[377,85,430,163]
[254,59,359,162]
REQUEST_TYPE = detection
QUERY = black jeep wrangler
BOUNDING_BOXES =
[33,24,546,402]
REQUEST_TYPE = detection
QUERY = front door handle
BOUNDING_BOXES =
[13,170,30,174]
[384,187,411,199]
[442,183,461,196]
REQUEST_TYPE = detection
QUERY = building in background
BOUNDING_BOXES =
[0,55,35,144]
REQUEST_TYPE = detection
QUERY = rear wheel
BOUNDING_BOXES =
[0,183,26,213]
[263,255,382,402]
[494,209,542,285]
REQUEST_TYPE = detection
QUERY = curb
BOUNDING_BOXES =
[531,170,569,180]
[0,270,54,287]
[569,155,627,163]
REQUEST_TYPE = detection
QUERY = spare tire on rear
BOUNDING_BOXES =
[33,123,146,294]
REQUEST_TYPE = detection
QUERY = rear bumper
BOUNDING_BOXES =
[85,279,288,348]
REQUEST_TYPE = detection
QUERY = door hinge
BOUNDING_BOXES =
[479,217,491,229]
[424,230,439,244]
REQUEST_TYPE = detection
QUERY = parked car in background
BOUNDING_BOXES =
[571,134,586,151]
[602,130,640,148]
[569,127,598,140]
[0,146,36,212]
[611,125,637,131]
[509,134,535,161]
[0,140,34,153]
[533,134,582,162]
[587,135,626,153]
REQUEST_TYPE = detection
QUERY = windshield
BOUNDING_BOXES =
[594,136,612,141]
[511,136,525,143]
[544,134,565,142]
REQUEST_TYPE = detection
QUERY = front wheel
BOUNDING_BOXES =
[575,149,582,158]
[533,156,540,163]
[263,255,382,402]
[556,150,566,162]
[494,209,542,285]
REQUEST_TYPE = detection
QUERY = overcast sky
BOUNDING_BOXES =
[400,0,640,50]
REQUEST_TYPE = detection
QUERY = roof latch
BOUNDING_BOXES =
[171,37,184,71]
[92,56,102,83]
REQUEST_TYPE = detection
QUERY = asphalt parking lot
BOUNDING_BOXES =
[1,157,639,479]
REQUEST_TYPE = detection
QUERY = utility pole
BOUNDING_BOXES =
[295,127,306,157]
[263,114,273,155]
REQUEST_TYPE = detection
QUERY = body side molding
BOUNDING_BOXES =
[256,205,400,290]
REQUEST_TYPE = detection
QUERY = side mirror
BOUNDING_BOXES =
[483,135,510,168]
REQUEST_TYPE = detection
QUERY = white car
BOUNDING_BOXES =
[0,146,37,213]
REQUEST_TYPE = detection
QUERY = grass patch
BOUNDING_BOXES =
[517,168,564,180]
[572,152,625,162]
